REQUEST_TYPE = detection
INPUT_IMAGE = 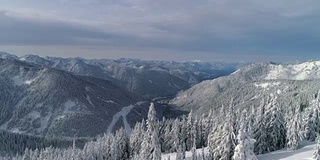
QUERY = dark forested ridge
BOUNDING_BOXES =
[0,130,87,156]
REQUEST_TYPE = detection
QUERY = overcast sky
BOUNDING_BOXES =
[0,0,320,62]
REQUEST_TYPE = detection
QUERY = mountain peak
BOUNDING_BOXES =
[0,52,18,60]
[265,61,320,80]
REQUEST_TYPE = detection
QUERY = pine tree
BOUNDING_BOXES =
[213,102,236,160]
[287,106,302,150]
[187,110,196,150]
[313,135,320,160]
[130,120,145,157]
[304,109,316,141]
[162,120,173,152]
[233,117,257,160]
[191,146,197,160]
[201,109,214,147]
[247,106,256,133]
[139,103,161,160]
[114,128,130,159]
[171,118,181,152]
[253,99,268,154]
[208,105,227,159]
[176,145,183,160]
[180,116,188,159]
[304,98,320,141]
[265,96,286,151]
[153,130,162,160]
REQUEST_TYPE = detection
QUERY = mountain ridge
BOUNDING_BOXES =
[171,61,320,114]
[0,58,139,137]
[0,51,243,99]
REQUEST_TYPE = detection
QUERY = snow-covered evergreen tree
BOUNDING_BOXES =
[208,109,223,159]
[153,129,162,160]
[112,128,129,159]
[313,134,320,160]
[171,118,182,152]
[191,144,197,160]
[209,102,236,160]
[304,95,320,141]
[287,106,302,150]
[187,110,196,150]
[265,96,286,151]
[176,145,183,160]
[130,120,145,157]
[253,99,268,154]
[304,109,318,141]
[139,103,161,160]
[233,116,257,160]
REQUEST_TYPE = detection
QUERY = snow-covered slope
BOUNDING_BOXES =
[258,141,316,160]
[19,54,52,66]
[0,59,138,137]
[171,61,320,114]
[161,141,316,160]
[162,148,208,160]
[0,52,18,60]
[265,61,320,80]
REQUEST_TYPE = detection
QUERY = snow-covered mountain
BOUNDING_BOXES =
[0,52,245,138]
[171,61,320,114]
[8,53,243,99]
[0,58,139,137]
[265,61,320,80]
[0,52,18,60]
[19,54,53,67]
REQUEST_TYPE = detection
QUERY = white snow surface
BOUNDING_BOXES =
[107,103,137,134]
[162,141,316,160]
[266,61,320,80]
[107,101,146,134]
[24,79,34,85]
[258,141,316,160]
[86,95,94,107]
[162,148,208,160]
[254,82,281,89]
[101,99,117,104]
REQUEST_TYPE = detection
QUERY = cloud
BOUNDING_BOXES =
[0,10,133,46]
[1,0,320,61]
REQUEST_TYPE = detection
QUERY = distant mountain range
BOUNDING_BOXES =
[0,51,244,137]
[1,52,245,99]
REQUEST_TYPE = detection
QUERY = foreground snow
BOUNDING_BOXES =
[162,141,316,160]
[258,141,316,160]
[162,148,208,160]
